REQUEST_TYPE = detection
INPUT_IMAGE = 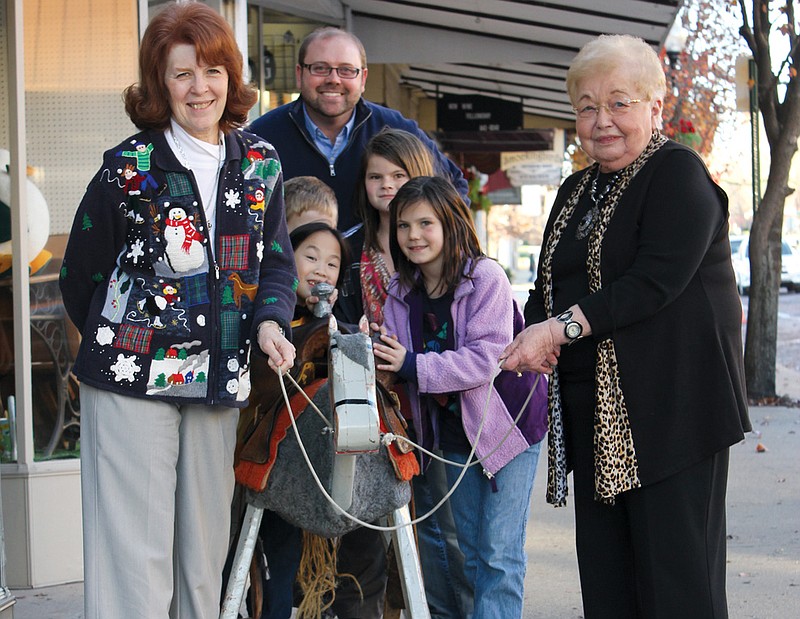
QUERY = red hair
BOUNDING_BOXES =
[124,1,256,133]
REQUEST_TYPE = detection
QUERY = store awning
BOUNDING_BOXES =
[259,0,681,123]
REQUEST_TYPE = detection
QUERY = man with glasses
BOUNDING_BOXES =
[249,26,467,237]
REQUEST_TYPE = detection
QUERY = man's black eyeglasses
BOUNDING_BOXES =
[302,63,362,79]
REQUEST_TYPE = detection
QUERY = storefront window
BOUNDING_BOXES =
[0,0,139,462]
[247,6,320,119]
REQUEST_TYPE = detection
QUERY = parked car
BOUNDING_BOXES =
[729,235,746,256]
[732,236,800,295]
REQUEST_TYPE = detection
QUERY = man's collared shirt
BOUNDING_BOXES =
[302,102,357,166]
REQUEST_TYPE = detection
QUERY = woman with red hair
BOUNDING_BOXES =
[60,3,297,617]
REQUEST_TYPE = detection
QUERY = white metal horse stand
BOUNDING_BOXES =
[387,504,429,618]
[221,503,264,618]
[221,503,430,618]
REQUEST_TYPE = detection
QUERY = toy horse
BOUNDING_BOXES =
[221,315,428,618]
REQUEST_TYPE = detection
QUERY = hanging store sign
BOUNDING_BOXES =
[502,151,563,187]
[437,94,522,132]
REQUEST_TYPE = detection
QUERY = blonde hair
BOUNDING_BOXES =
[566,34,666,107]
[284,176,338,224]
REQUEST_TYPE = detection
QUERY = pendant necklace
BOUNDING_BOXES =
[170,128,191,170]
[169,128,225,248]
[170,129,223,176]
[575,168,617,241]
[170,128,224,218]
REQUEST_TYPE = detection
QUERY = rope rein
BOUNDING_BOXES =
[275,364,543,531]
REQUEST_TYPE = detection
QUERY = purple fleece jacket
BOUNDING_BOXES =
[383,258,531,475]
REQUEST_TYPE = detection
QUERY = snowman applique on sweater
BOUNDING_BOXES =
[162,206,205,272]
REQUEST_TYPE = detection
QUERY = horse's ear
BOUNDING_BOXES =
[328,314,339,337]
[358,315,369,335]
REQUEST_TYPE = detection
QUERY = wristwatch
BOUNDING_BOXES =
[556,310,583,344]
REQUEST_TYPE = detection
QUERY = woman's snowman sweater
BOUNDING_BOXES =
[60,128,296,407]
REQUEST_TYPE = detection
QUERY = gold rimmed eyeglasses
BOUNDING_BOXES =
[573,98,642,119]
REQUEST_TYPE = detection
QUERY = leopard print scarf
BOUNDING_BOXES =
[541,132,667,506]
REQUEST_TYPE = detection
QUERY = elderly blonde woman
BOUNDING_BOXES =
[501,35,750,618]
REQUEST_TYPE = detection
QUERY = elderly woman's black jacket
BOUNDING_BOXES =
[526,140,750,486]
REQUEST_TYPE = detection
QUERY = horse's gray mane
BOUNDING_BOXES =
[331,331,372,369]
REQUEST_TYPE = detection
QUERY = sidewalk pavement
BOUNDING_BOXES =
[8,377,800,618]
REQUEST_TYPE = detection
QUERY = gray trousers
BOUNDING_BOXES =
[80,384,239,619]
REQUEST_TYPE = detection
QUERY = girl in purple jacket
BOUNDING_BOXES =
[374,176,545,619]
